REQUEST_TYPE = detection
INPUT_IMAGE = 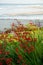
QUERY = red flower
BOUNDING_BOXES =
[6,58,12,64]
[30,45,35,51]
[22,35,26,40]
[23,32,26,35]
[27,48,31,54]
[0,51,2,54]
[26,37,32,42]
[15,48,19,53]
[19,43,23,48]
[25,42,28,45]
[23,31,30,34]
[33,38,37,42]
[18,54,22,60]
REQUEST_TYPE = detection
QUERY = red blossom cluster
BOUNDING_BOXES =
[0,43,12,65]
[0,58,12,65]
[0,22,38,65]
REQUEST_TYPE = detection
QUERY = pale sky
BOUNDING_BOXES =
[0,0,43,18]
[0,5,43,16]
[0,0,43,4]
[0,0,43,16]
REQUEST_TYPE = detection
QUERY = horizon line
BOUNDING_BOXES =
[0,3,43,5]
